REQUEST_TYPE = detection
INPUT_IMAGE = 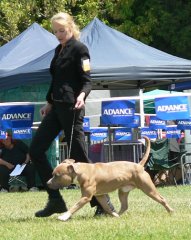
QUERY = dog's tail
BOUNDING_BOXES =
[139,136,151,167]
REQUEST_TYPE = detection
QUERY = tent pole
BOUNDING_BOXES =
[55,136,60,166]
[139,89,144,128]
[108,125,112,162]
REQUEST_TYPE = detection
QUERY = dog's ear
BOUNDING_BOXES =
[67,163,81,175]
[69,163,81,175]
[62,159,75,164]
[67,164,75,174]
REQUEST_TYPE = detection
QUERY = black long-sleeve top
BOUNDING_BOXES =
[46,37,92,104]
[0,141,28,165]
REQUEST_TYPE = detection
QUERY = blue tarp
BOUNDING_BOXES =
[0,18,191,90]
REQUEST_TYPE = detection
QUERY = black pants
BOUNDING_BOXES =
[0,163,36,190]
[29,102,99,206]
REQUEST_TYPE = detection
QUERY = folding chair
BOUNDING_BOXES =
[9,171,27,191]
[9,176,27,187]
[180,152,191,185]
[146,138,185,186]
[8,163,27,190]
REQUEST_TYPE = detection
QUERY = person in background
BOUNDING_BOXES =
[29,12,113,218]
[0,134,38,192]
[169,138,180,159]
[167,120,181,160]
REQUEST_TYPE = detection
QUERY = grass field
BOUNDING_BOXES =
[0,185,191,240]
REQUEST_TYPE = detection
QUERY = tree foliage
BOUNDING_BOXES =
[0,0,115,44]
[150,0,191,59]
[0,0,190,59]
[107,0,191,59]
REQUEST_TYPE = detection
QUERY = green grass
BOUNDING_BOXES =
[0,186,191,240]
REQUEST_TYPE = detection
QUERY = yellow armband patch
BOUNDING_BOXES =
[82,59,91,72]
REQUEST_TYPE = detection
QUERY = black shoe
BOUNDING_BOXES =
[94,206,106,216]
[35,198,67,217]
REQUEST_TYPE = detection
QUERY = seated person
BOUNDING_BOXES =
[0,134,38,192]
[169,138,180,160]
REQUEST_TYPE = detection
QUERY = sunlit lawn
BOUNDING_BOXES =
[0,185,191,240]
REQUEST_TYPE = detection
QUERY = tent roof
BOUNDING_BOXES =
[0,23,58,88]
[144,89,179,96]
[0,19,191,90]
[0,23,58,72]
[81,18,191,89]
[81,18,191,68]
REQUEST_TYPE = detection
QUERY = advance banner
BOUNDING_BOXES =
[123,115,140,128]
[114,128,132,141]
[101,100,135,125]
[141,127,157,139]
[12,128,32,139]
[90,128,108,142]
[149,116,166,130]
[155,96,190,120]
[0,105,34,129]
[177,119,191,130]
[83,117,90,132]
[166,126,181,138]
[0,129,7,139]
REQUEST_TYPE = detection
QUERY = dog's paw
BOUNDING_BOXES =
[58,211,71,221]
[112,212,120,218]
[169,208,174,214]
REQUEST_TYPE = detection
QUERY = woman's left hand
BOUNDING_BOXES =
[75,92,85,109]
[23,154,30,165]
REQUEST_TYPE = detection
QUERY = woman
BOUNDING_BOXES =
[29,12,107,217]
[0,134,37,192]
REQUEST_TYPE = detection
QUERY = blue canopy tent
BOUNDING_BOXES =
[0,22,58,90]
[0,18,191,92]
[81,18,191,90]
[0,23,58,72]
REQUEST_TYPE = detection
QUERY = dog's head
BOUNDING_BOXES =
[47,159,77,189]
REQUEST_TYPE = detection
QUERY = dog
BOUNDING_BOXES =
[47,136,174,221]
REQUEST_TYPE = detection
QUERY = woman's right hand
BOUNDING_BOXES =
[0,158,14,169]
[6,162,15,170]
[40,103,52,117]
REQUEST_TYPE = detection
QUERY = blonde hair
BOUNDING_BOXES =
[51,12,80,40]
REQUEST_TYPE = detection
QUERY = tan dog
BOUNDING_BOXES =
[47,136,173,221]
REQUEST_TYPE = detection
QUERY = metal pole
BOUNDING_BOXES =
[108,125,112,162]
[139,89,145,128]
